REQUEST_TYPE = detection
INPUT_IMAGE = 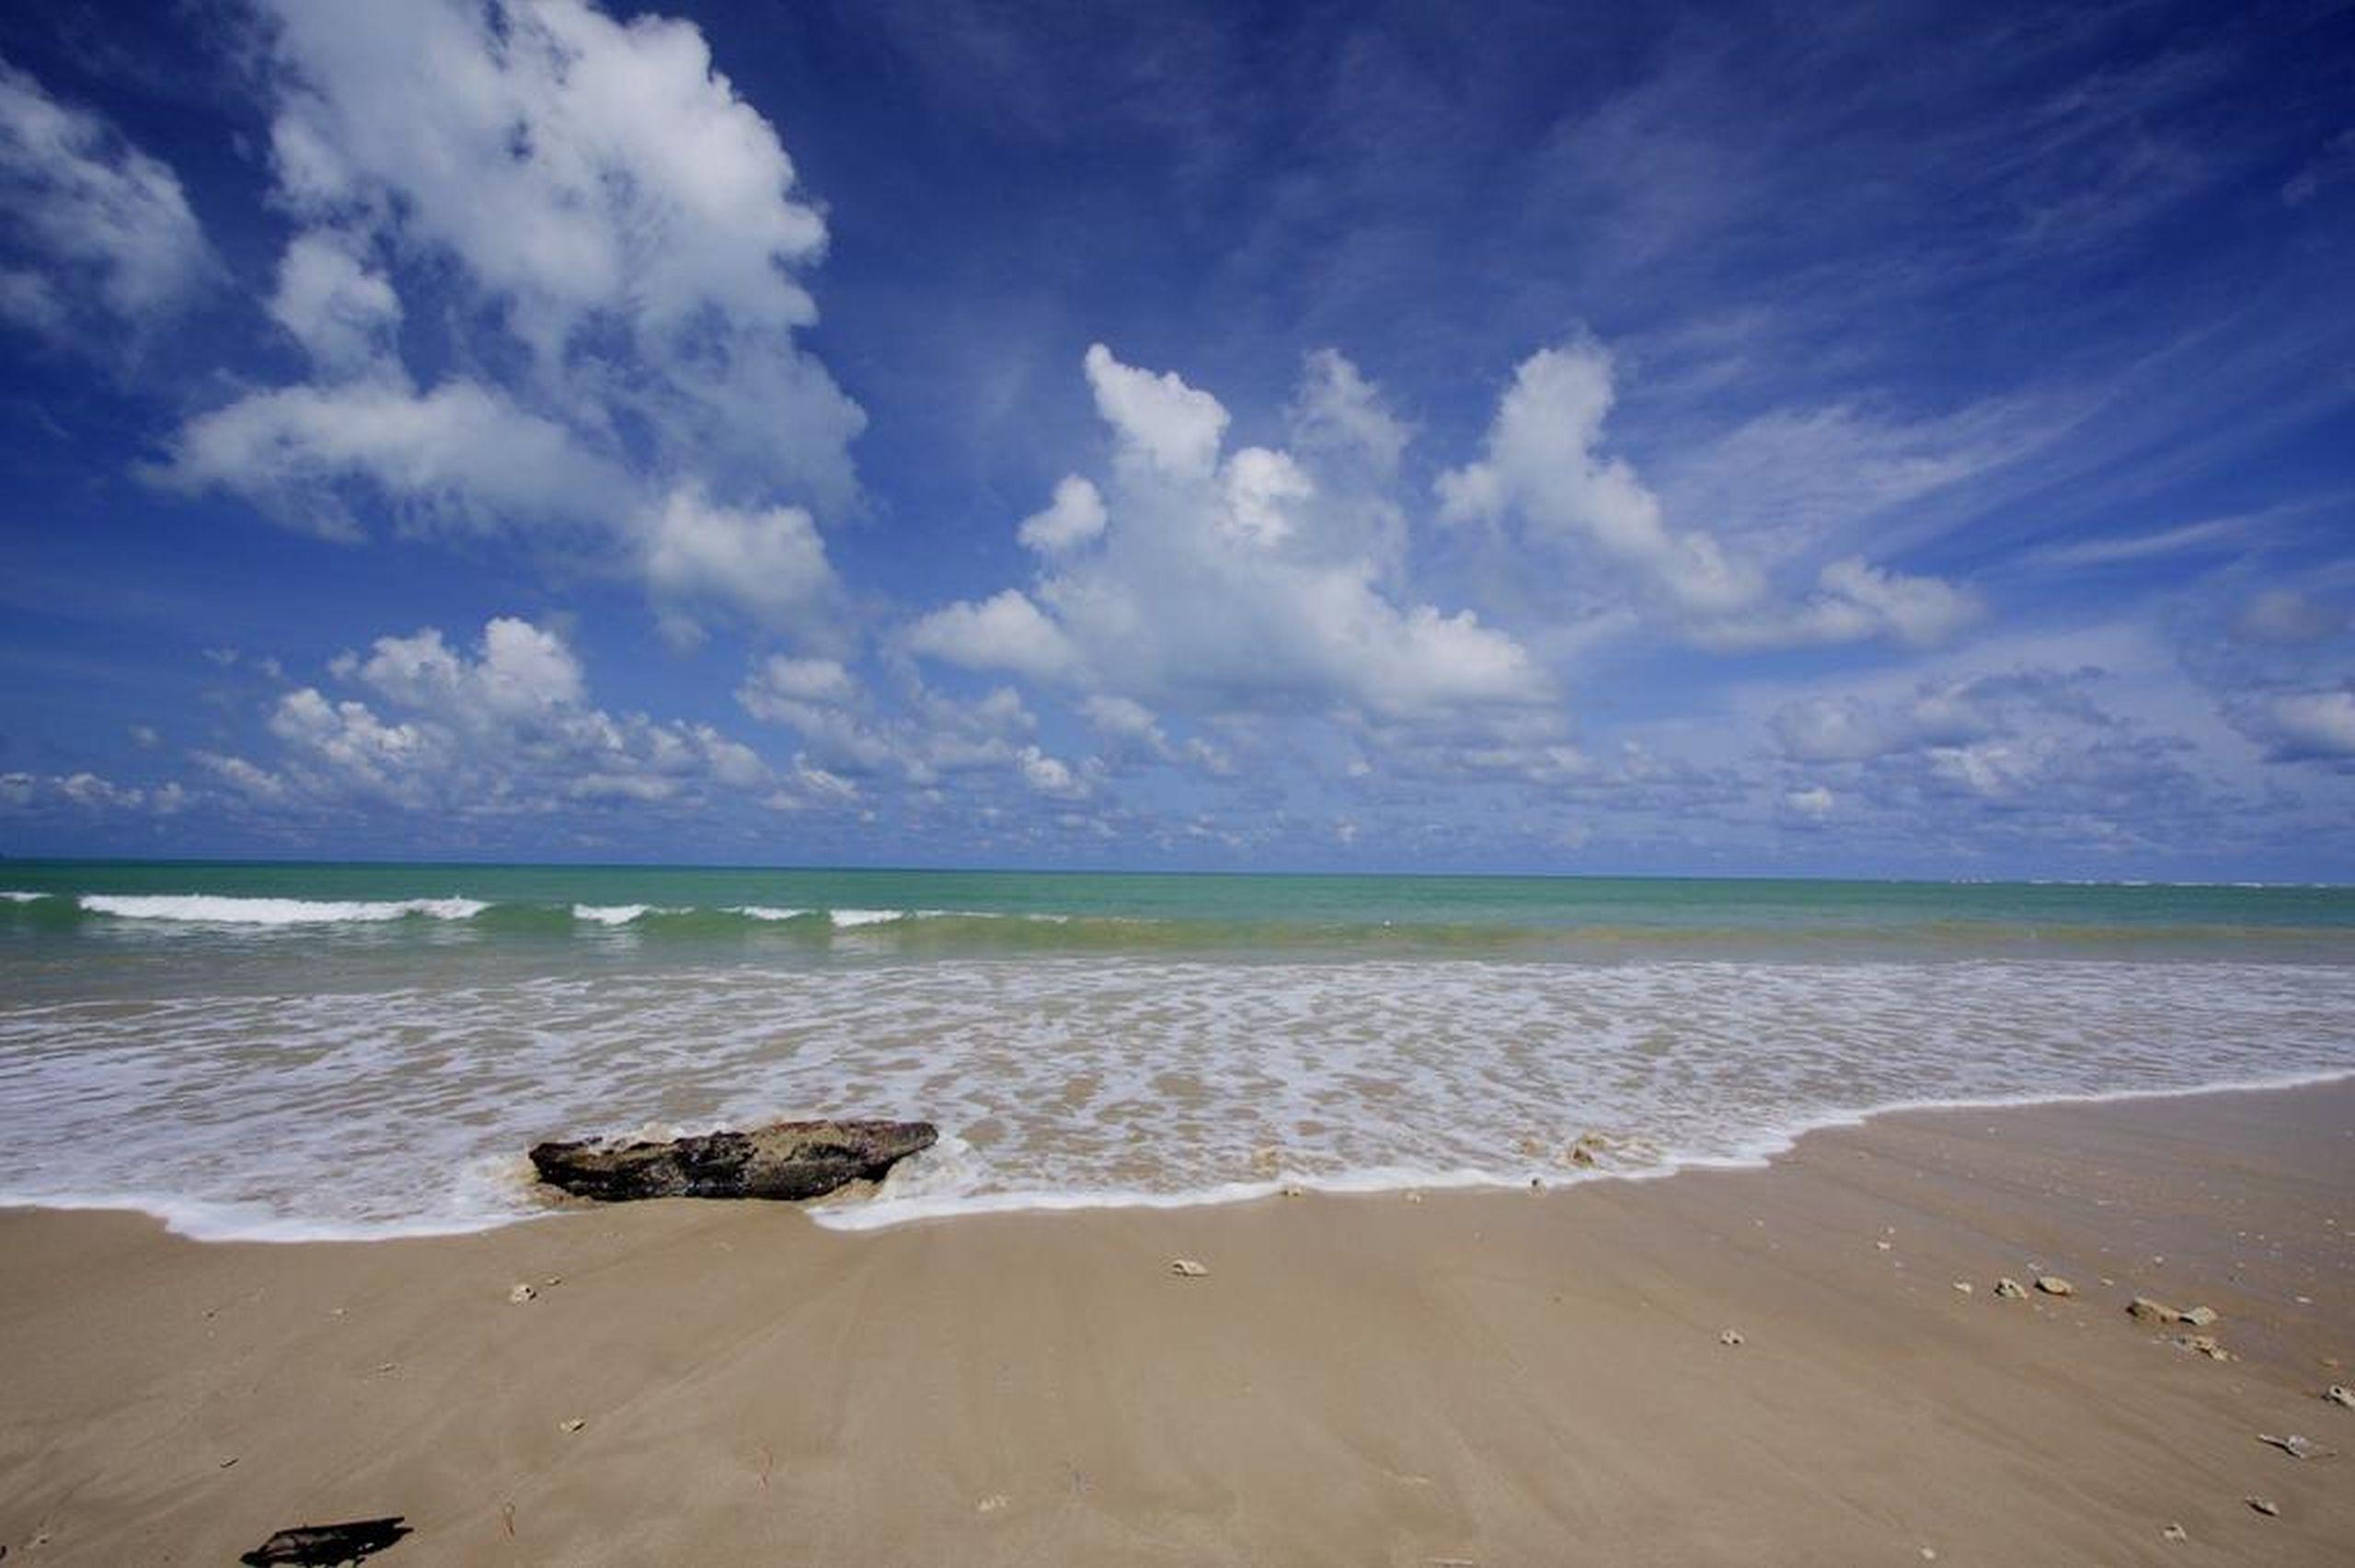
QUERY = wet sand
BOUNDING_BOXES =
[3,1081,2350,1566]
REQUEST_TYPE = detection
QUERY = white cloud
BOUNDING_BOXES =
[1785,784,1835,817]
[1219,447,1314,546]
[0,59,211,337]
[745,656,859,706]
[1084,340,1229,477]
[0,769,187,816]
[906,589,1078,682]
[642,487,838,638]
[1017,475,1108,554]
[913,345,1551,724]
[1773,678,2015,763]
[196,752,291,803]
[158,0,861,637]
[1079,693,1234,775]
[1438,339,1762,615]
[1438,338,1978,649]
[2244,687,2355,762]
[1290,349,1410,475]
[1703,556,1982,650]
[737,653,1091,799]
[222,615,783,815]
[267,231,400,375]
[167,379,620,542]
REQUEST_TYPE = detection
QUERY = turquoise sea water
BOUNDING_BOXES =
[4,862,2352,1238]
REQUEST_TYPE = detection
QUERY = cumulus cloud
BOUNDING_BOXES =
[1083,341,1228,477]
[906,589,1077,682]
[1753,663,2229,857]
[736,654,1092,801]
[156,0,861,636]
[1784,784,1835,818]
[1703,556,1982,650]
[0,58,212,339]
[910,344,1551,724]
[1017,475,1108,554]
[266,230,400,375]
[0,770,176,814]
[642,488,838,644]
[1438,340,1762,615]
[1438,338,1978,648]
[203,616,783,815]
[167,379,623,543]
[1772,670,2089,763]
[2237,686,2355,763]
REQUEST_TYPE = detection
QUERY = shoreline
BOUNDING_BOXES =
[7,1066,2350,1244]
[5,1079,2351,1563]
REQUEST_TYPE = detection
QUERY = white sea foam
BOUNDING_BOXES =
[81,894,487,925]
[1,955,2351,1242]
[571,903,653,925]
[730,905,812,921]
[1,890,49,902]
[828,908,904,927]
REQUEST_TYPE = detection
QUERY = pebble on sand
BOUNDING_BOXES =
[1718,1329,1744,1346]
[2246,1496,2280,1517]
[2034,1276,2074,1297]
[1170,1258,1211,1278]
[1994,1277,2028,1299]
[2178,1305,2218,1327]
[508,1283,537,1304]
[559,1418,586,1434]
[2162,1523,2188,1542]
[1951,1282,1973,1295]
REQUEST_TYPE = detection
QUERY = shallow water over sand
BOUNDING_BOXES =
[4,866,2353,1237]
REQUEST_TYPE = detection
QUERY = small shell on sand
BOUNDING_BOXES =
[2162,1523,2188,1542]
[2246,1496,2280,1517]
[1718,1329,1744,1347]
[508,1283,537,1304]
[1169,1258,1210,1278]
[559,1418,585,1434]
[2034,1276,2074,1297]
[2325,1385,2355,1409]
[1951,1282,1973,1295]
[1994,1277,2028,1299]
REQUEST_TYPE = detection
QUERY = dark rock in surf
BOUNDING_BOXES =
[528,1119,936,1204]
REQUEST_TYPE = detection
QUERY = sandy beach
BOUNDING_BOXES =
[3,1080,2350,1566]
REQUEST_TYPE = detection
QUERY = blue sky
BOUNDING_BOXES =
[1,0,2351,876]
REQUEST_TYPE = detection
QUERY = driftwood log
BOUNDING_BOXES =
[529,1119,937,1203]
[239,1516,410,1565]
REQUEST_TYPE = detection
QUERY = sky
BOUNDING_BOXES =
[0,0,2351,877]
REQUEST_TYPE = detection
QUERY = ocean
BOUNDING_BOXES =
[4,861,2352,1241]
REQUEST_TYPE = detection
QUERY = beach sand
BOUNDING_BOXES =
[3,1082,2350,1565]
